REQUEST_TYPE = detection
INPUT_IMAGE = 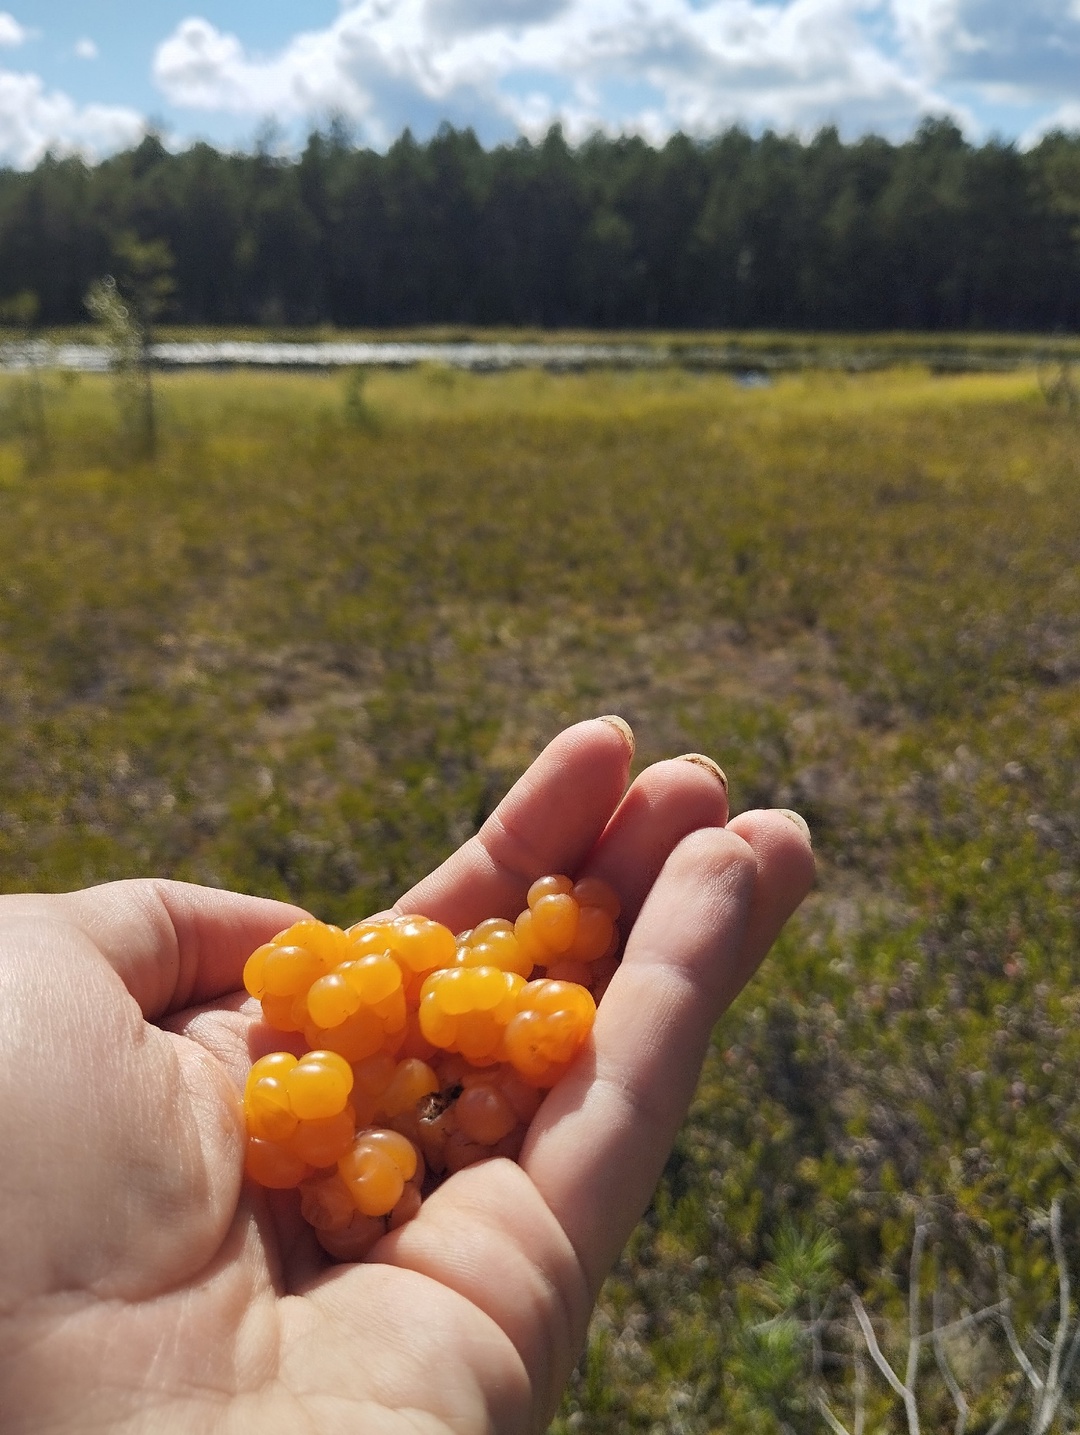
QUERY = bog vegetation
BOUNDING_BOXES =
[0,361,1078,1431]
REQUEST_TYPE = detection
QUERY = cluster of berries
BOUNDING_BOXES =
[242,873,620,1259]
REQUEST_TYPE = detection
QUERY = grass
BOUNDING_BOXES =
[1,360,1078,1430]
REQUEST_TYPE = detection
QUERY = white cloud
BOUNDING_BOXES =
[1021,99,1080,147]
[0,10,139,168]
[892,0,1080,97]
[889,0,963,67]
[0,68,143,167]
[154,0,958,143]
[74,37,99,61]
[431,0,573,36]
[0,11,27,47]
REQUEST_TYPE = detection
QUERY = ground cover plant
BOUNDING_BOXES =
[0,361,1078,1430]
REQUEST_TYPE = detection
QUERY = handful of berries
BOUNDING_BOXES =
[242,873,620,1259]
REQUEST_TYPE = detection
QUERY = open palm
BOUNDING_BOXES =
[0,718,814,1434]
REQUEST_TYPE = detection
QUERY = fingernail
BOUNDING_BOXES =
[676,753,729,791]
[598,714,635,758]
[779,809,812,844]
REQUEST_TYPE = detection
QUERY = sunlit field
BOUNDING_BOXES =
[2,362,1079,1431]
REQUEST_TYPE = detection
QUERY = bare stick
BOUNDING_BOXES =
[1034,1196,1070,1435]
[854,1349,866,1435]
[1034,1200,1080,1435]
[995,1247,1044,1394]
[817,1395,852,1435]
[906,1225,928,1397]
[851,1293,920,1435]
[932,1279,969,1435]
[916,1301,1009,1344]
[1054,1316,1080,1405]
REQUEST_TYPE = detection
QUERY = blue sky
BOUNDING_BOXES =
[3,0,1080,167]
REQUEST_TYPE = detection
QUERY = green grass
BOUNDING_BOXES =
[2,360,1079,1430]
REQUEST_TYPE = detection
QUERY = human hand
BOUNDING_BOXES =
[0,717,814,1434]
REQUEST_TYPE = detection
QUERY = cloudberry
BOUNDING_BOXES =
[242,873,618,1254]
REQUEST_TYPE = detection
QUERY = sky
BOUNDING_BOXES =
[3,0,1080,169]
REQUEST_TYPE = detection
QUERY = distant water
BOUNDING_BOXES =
[0,339,664,373]
[0,336,1048,374]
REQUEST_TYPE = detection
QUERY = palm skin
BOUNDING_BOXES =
[0,718,814,1434]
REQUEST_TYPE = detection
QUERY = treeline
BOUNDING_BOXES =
[4,118,1080,330]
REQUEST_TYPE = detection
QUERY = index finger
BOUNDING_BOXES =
[392,716,635,932]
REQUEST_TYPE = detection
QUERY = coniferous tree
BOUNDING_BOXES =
[2,123,1080,330]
